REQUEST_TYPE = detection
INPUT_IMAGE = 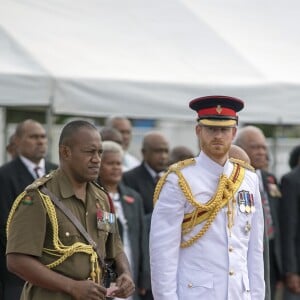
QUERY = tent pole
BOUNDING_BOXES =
[0,107,7,165]
[45,103,54,162]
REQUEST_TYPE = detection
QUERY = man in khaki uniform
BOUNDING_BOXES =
[6,120,135,300]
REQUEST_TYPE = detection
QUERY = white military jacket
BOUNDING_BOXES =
[150,151,265,300]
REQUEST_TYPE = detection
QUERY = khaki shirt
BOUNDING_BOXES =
[6,168,123,300]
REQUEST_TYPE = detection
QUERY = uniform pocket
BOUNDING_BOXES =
[178,268,215,299]
[57,221,82,246]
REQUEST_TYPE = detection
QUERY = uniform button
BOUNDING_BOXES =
[229,246,234,252]
[229,270,235,276]
[187,283,193,288]
[65,232,70,237]
[86,212,88,216]
[246,289,250,293]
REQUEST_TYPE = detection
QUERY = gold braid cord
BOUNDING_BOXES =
[153,159,245,248]
[7,190,101,283]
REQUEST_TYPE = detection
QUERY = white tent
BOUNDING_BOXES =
[0,0,300,123]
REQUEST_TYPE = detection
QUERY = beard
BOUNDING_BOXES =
[201,140,231,159]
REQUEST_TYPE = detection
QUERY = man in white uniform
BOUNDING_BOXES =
[150,95,265,300]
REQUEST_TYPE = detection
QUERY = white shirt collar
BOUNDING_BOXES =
[19,155,45,178]
[198,151,233,178]
[144,162,164,179]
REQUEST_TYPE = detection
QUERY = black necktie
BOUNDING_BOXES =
[260,188,274,239]
[34,166,41,179]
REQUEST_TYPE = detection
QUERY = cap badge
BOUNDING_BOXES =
[216,105,222,114]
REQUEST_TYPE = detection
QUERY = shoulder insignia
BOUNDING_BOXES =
[25,172,53,191]
[229,158,255,172]
[153,158,196,206]
[169,158,196,172]
[21,195,33,205]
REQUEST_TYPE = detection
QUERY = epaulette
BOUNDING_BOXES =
[153,158,196,206]
[229,158,255,172]
[25,172,53,191]
[169,158,196,172]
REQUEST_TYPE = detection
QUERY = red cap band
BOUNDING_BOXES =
[198,106,236,117]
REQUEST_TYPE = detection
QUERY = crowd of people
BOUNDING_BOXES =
[0,96,300,300]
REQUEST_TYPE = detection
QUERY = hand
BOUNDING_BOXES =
[138,288,147,296]
[70,279,107,300]
[285,273,300,294]
[109,273,135,298]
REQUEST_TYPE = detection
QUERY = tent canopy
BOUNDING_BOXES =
[0,0,300,123]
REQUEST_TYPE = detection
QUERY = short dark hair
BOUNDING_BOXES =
[15,119,41,137]
[59,120,97,146]
[100,127,122,145]
[289,145,300,169]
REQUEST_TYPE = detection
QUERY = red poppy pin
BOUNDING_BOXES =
[123,195,134,204]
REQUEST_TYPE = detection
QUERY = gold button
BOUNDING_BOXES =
[65,232,70,237]
[229,270,234,276]
[86,212,88,216]
[188,283,193,288]
[229,246,233,252]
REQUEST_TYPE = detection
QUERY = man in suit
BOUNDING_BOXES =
[0,119,57,300]
[235,125,282,300]
[105,116,140,171]
[122,131,170,300]
[280,164,300,299]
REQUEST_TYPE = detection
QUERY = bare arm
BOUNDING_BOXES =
[7,253,107,300]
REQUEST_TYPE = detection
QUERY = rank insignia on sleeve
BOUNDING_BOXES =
[22,195,33,205]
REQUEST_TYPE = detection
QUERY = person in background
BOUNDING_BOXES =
[100,126,123,146]
[98,140,149,300]
[168,145,195,165]
[0,119,57,300]
[150,95,265,300]
[6,133,18,160]
[105,116,140,171]
[279,150,300,299]
[123,131,170,300]
[229,144,251,164]
[123,131,170,217]
[288,144,300,170]
[6,120,135,300]
[235,125,281,300]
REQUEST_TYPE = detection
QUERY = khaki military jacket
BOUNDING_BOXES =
[6,168,123,300]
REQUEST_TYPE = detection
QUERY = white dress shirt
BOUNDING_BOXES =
[20,156,45,179]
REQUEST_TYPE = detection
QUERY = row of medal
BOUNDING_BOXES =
[237,190,256,214]
[97,209,116,232]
